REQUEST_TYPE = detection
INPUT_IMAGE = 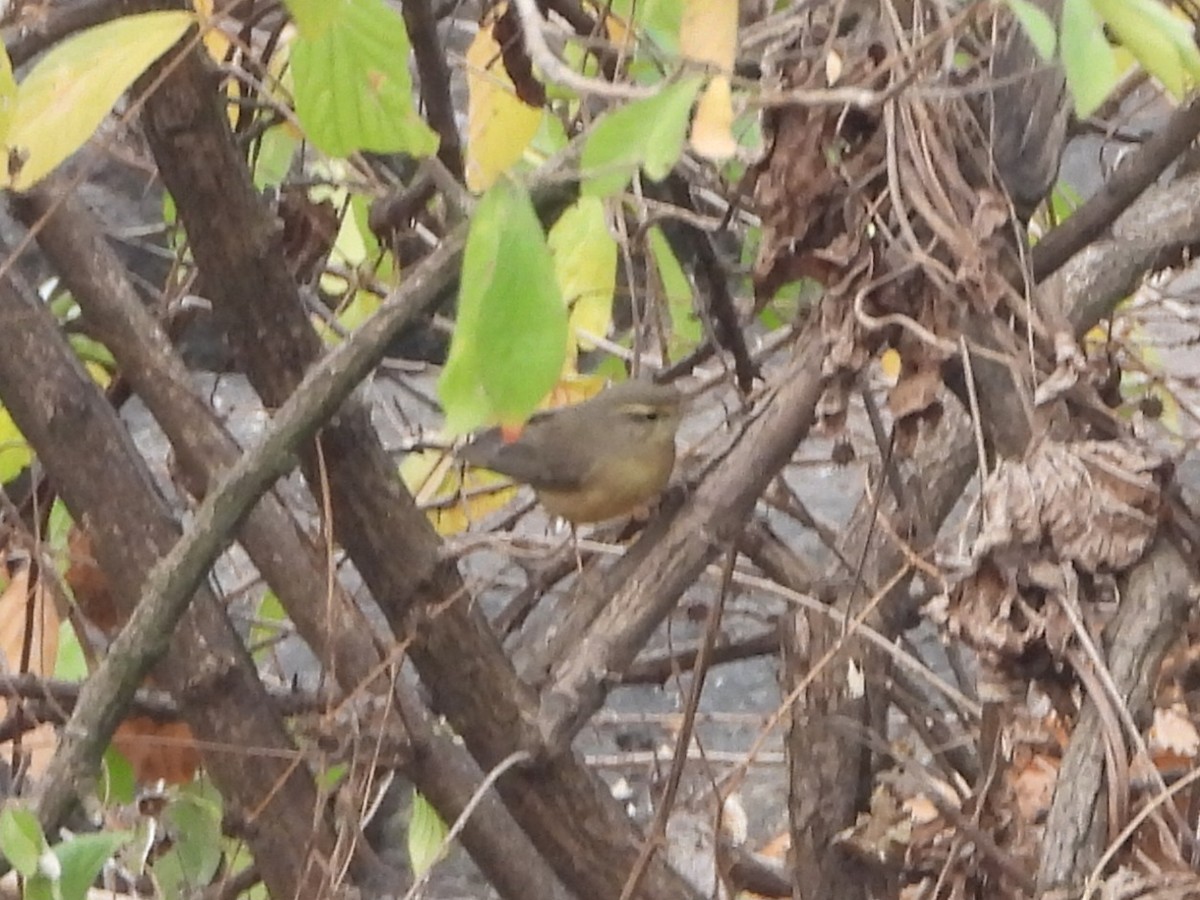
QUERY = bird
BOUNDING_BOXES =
[457,380,684,524]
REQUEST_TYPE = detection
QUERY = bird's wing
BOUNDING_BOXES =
[457,423,587,491]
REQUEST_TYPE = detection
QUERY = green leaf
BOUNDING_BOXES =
[290,0,439,158]
[53,621,87,681]
[335,289,382,333]
[1005,0,1057,59]
[46,499,74,560]
[1092,0,1200,98]
[1060,0,1117,117]
[221,843,266,900]
[154,782,223,899]
[582,76,703,197]
[608,0,683,54]
[439,178,567,434]
[0,805,47,877]
[69,333,116,372]
[3,11,194,191]
[549,196,616,353]
[280,0,339,36]
[249,591,286,661]
[0,405,32,483]
[55,831,132,900]
[251,124,299,188]
[350,192,384,265]
[1047,179,1084,224]
[758,277,821,328]
[648,227,700,355]
[317,762,348,792]
[101,745,137,806]
[23,873,58,900]
[407,792,447,877]
[531,110,570,160]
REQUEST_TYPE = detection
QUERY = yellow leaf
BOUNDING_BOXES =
[679,0,736,69]
[85,361,112,387]
[465,14,544,192]
[193,0,232,65]
[546,374,607,407]
[4,11,194,191]
[401,448,521,534]
[690,75,735,160]
[0,45,15,144]
[604,12,634,52]
[880,348,901,382]
[679,0,736,161]
[548,197,616,360]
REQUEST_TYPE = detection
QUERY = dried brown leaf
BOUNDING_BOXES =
[975,440,1163,571]
[1006,751,1058,823]
[0,556,60,778]
[65,527,119,634]
[971,189,1010,239]
[62,528,201,785]
[0,557,58,678]
[834,782,911,867]
[113,717,200,786]
[888,364,942,420]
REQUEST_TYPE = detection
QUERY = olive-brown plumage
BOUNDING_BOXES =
[458,381,683,523]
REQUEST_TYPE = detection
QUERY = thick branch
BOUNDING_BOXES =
[1055,170,1200,338]
[3,0,143,67]
[1036,539,1193,893]
[13,181,388,714]
[133,27,698,899]
[398,0,463,179]
[1032,92,1200,282]
[0,245,337,899]
[0,673,326,721]
[535,334,826,751]
[13,179,571,900]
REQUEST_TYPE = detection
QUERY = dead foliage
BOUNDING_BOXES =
[751,1,1200,897]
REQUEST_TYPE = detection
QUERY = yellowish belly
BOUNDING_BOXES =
[536,453,674,523]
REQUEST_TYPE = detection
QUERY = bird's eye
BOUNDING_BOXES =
[621,404,663,422]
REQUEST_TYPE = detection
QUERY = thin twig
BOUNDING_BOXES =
[511,0,654,99]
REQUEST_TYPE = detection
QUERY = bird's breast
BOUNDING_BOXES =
[536,449,674,523]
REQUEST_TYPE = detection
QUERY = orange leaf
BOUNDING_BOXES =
[0,557,59,677]
[114,717,201,785]
[65,527,120,635]
[0,555,61,778]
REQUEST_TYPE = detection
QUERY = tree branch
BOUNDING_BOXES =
[398,0,464,179]
[14,171,572,900]
[0,238,338,898]
[1032,92,1200,283]
[134,26,699,899]
[535,333,826,751]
